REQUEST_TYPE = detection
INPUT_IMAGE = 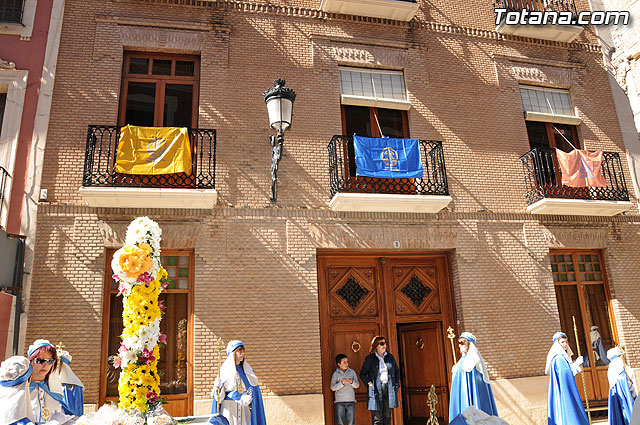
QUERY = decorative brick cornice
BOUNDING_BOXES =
[124,0,602,53]
[38,203,640,224]
[96,14,215,31]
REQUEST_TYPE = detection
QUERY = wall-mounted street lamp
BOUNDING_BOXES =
[263,78,296,203]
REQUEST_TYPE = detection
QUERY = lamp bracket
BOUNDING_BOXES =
[270,132,284,203]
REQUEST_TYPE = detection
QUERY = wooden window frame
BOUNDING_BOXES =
[341,105,409,139]
[99,248,195,414]
[542,122,579,151]
[340,105,409,176]
[550,249,619,403]
[340,105,414,194]
[119,52,200,128]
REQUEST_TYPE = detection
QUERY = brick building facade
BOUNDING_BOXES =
[23,0,640,424]
[0,0,65,357]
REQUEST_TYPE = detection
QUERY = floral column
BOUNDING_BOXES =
[111,217,168,414]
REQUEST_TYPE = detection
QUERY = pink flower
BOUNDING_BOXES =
[113,357,122,368]
[145,391,161,403]
[158,300,166,311]
[136,272,153,284]
[112,274,120,281]
[117,282,128,297]
[141,348,155,365]
[118,343,127,354]
[159,334,167,344]
[160,281,170,291]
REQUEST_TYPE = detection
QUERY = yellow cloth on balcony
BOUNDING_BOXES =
[116,125,192,175]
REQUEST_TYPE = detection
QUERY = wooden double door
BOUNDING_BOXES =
[318,252,457,425]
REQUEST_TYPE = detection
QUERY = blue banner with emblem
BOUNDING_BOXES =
[353,135,423,178]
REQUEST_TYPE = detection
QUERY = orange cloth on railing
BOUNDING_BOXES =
[555,149,607,188]
[116,125,192,175]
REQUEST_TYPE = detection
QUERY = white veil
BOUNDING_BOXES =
[545,332,573,375]
[218,340,259,388]
[459,332,491,384]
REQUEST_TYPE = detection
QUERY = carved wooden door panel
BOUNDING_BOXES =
[330,323,380,425]
[398,322,448,425]
[327,264,380,320]
[384,256,456,424]
[389,263,442,317]
[318,255,385,425]
[318,253,456,425]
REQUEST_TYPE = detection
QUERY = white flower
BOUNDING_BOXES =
[138,328,150,342]
[121,349,138,366]
[125,217,162,250]
[123,336,143,353]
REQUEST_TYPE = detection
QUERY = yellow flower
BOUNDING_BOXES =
[116,248,166,412]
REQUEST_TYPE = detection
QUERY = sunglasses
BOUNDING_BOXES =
[34,358,56,366]
[378,341,387,346]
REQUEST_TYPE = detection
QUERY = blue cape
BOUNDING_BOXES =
[61,383,84,416]
[449,360,498,422]
[547,354,589,425]
[10,419,36,425]
[608,371,635,425]
[211,364,267,425]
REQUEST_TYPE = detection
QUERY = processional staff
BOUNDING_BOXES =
[447,326,457,364]
[573,316,592,425]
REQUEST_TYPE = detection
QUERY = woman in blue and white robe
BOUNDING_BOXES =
[607,347,636,425]
[211,340,267,425]
[27,339,69,424]
[546,332,588,425]
[449,332,498,422]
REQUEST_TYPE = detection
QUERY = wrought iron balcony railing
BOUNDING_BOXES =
[83,125,216,189]
[327,135,449,198]
[520,148,630,205]
[0,0,24,23]
[494,0,577,16]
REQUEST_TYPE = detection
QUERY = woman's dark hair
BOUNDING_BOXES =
[370,336,387,354]
[28,345,58,381]
[335,353,348,365]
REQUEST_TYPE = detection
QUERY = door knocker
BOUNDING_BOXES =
[416,338,424,350]
[351,341,361,353]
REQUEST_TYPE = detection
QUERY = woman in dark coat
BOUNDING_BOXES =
[359,336,400,425]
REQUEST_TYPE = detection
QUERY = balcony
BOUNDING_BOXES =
[520,148,632,216]
[494,0,583,43]
[327,135,451,213]
[320,0,418,22]
[80,125,217,209]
